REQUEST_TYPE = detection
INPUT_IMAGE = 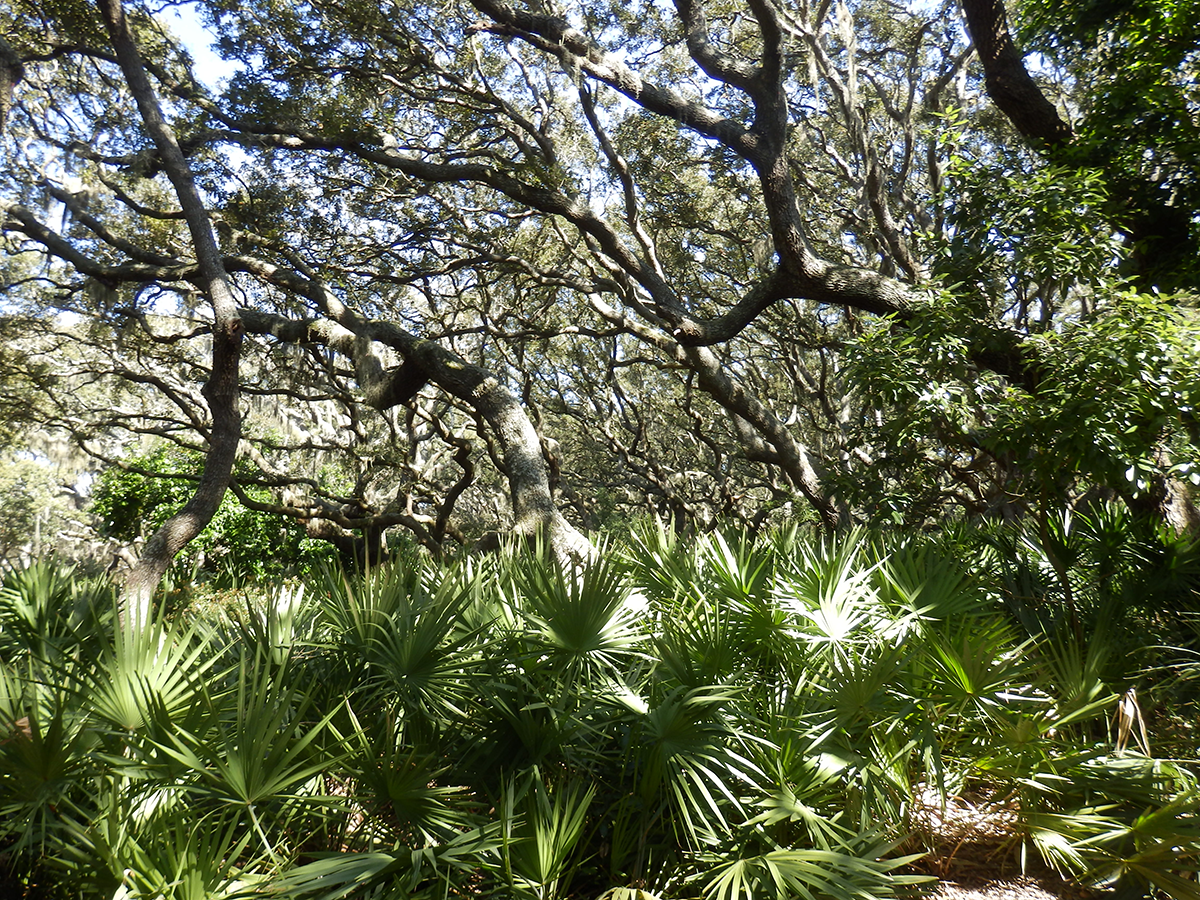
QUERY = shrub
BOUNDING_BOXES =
[90,445,336,587]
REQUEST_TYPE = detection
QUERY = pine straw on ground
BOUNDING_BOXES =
[907,787,1103,900]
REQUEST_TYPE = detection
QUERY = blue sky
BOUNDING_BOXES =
[163,3,238,89]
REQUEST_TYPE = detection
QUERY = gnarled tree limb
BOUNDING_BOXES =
[95,0,243,618]
[960,0,1072,146]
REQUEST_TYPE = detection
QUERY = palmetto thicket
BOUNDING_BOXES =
[2,516,1199,899]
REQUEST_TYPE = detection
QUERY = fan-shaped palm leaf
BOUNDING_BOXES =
[654,594,743,690]
[57,786,259,900]
[318,558,487,736]
[341,705,475,847]
[498,767,596,900]
[272,822,502,899]
[700,841,927,900]
[632,686,765,845]
[147,652,342,864]
[0,561,116,663]
[76,613,221,734]
[0,685,99,862]
[510,543,646,692]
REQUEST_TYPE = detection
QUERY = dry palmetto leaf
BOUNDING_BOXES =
[1113,688,1151,756]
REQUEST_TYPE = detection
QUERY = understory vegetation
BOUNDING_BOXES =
[3,512,1199,899]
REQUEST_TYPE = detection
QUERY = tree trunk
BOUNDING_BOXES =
[367,328,595,565]
[959,0,1072,147]
[0,35,23,133]
[96,0,243,623]
[240,307,593,566]
[1124,453,1200,535]
[682,345,840,530]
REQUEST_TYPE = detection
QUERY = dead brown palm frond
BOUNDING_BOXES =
[1112,688,1151,756]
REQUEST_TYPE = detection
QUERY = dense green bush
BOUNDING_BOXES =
[90,445,337,587]
[1,515,1199,899]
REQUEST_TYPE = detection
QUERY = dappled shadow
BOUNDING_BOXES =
[908,788,1104,899]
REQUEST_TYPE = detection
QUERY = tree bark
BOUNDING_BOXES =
[959,0,1200,532]
[0,35,23,133]
[239,305,593,566]
[1123,450,1200,535]
[95,0,243,622]
[371,330,593,564]
[959,0,1072,147]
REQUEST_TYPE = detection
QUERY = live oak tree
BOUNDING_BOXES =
[930,0,1200,527]
[1,0,1197,591]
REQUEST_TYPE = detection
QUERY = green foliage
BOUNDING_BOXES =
[992,294,1200,499]
[699,842,925,900]
[498,767,596,900]
[844,289,1200,523]
[0,560,115,662]
[0,451,84,567]
[0,318,55,451]
[932,155,1125,307]
[840,289,1013,522]
[90,445,337,587]
[4,516,1200,898]
[1019,0,1200,289]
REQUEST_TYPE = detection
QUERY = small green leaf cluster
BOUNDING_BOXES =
[842,286,1200,522]
[991,293,1200,498]
[90,445,336,587]
[937,162,1124,309]
[1019,0,1200,289]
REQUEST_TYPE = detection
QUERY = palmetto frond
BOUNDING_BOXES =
[654,593,744,690]
[509,543,647,692]
[223,582,319,671]
[699,840,927,900]
[75,611,222,735]
[0,683,99,862]
[624,517,700,607]
[649,530,802,689]
[498,766,596,900]
[873,539,991,630]
[917,617,1037,726]
[0,561,116,664]
[1023,786,1200,899]
[316,558,487,735]
[629,685,766,845]
[272,821,502,900]
[776,532,891,663]
[149,652,340,812]
[58,792,260,900]
[341,705,476,847]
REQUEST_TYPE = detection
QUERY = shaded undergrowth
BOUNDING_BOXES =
[2,511,1199,899]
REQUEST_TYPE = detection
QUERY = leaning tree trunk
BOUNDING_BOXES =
[960,0,1199,286]
[1146,477,1200,535]
[96,0,243,623]
[348,324,595,565]
[240,304,593,567]
[959,0,1073,147]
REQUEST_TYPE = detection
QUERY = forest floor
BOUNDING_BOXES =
[910,788,1103,900]
[921,852,1100,900]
